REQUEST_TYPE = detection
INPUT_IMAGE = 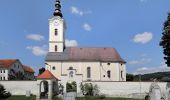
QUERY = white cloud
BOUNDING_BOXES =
[71,6,91,16]
[133,32,153,44]
[83,23,92,31]
[65,39,78,47]
[26,45,47,56]
[134,63,170,75]
[26,34,44,41]
[128,58,152,65]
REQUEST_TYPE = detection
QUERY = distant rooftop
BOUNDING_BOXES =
[45,47,126,63]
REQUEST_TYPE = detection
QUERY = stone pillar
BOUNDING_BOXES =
[48,83,53,100]
[36,83,40,100]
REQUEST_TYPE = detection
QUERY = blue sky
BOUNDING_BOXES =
[0,0,170,75]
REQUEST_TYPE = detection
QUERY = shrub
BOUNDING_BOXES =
[0,84,11,99]
[80,83,99,96]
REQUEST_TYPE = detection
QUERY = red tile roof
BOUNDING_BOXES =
[37,70,58,80]
[23,65,35,73]
[46,47,126,63]
[0,59,18,68]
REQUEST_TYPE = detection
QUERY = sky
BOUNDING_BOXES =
[0,0,170,75]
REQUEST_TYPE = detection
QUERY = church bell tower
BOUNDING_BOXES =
[49,0,65,52]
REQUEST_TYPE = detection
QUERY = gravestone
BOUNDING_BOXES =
[166,82,170,100]
[149,82,161,100]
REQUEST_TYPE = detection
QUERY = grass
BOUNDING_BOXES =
[7,95,61,100]
[76,96,144,100]
[7,95,36,100]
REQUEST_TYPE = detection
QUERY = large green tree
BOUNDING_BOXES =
[160,12,170,67]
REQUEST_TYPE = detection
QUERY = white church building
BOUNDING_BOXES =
[45,0,126,91]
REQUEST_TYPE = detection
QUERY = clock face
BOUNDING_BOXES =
[54,20,60,26]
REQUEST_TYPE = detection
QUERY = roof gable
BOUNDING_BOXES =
[23,65,35,73]
[37,70,58,80]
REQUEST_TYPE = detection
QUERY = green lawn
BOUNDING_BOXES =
[76,96,144,100]
[7,95,61,100]
[7,95,36,100]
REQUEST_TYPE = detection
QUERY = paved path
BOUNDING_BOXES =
[63,92,76,100]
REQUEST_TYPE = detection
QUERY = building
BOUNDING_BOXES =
[23,65,35,80]
[0,59,35,80]
[45,0,126,87]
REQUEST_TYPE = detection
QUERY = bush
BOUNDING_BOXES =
[0,84,11,99]
[80,83,99,96]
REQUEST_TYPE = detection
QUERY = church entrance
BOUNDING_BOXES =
[40,81,49,99]
[66,81,77,93]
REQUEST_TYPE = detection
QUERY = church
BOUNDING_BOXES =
[45,0,126,88]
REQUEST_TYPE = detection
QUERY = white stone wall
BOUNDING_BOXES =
[82,82,167,99]
[0,81,168,99]
[0,81,39,95]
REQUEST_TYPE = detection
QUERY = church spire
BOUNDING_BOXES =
[53,0,63,18]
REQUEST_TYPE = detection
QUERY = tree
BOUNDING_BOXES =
[160,12,170,67]
[0,84,11,99]
[80,83,99,96]
[126,74,135,81]
[39,67,45,75]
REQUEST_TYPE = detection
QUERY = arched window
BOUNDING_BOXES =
[55,29,58,36]
[121,71,123,79]
[107,70,111,78]
[87,67,91,78]
[55,45,57,52]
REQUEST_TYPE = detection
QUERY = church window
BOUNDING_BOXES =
[87,67,91,78]
[3,77,5,80]
[55,45,58,52]
[103,75,105,77]
[107,70,111,78]
[121,71,123,79]
[69,71,73,78]
[55,29,58,35]
[107,63,111,65]
[3,70,5,73]
[52,66,56,70]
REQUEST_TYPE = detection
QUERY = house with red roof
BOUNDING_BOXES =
[0,59,35,80]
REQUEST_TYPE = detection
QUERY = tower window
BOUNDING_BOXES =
[87,67,91,78]
[55,29,58,36]
[107,70,111,78]
[55,45,58,52]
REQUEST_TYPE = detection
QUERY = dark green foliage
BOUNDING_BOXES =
[160,12,170,67]
[76,96,143,100]
[39,67,45,75]
[126,74,135,81]
[80,83,99,96]
[0,84,11,99]
[134,71,170,81]
[8,71,25,80]
[66,81,77,92]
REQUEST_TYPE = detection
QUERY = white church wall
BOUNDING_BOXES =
[46,61,126,82]
[82,81,167,99]
[0,81,39,95]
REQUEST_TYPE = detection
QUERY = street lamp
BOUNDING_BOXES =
[45,63,51,71]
